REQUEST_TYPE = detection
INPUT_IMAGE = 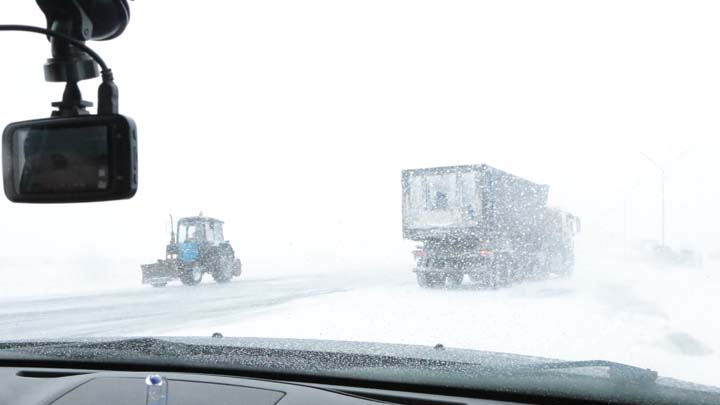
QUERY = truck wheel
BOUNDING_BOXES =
[533,251,553,279]
[212,255,234,284]
[492,274,510,288]
[417,273,445,288]
[417,273,431,288]
[560,252,574,277]
[179,264,203,286]
[513,254,534,282]
[446,274,463,287]
[489,255,512,288]
[430,273,446,288]
[489,272,507,289]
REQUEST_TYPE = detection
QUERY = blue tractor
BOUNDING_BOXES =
[141,214,242,287]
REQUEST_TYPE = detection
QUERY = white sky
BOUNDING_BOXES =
[1,0,719,274]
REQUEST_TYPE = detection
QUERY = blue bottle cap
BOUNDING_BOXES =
[145,374,164,386]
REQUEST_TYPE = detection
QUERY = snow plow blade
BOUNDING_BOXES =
[141,259,179,285]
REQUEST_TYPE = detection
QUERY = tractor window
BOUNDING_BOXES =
[214,223,224,241]
[178,224,190,243]
[178,224,204,243]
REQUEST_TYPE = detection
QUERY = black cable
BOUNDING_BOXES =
[0,24,120,114]
[0,24,109,72]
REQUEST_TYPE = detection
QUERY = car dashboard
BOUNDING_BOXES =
[0,366,517,405]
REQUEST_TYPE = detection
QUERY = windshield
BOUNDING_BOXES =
[1,0,719,398]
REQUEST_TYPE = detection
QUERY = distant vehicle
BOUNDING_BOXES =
[677,249,703,268]
[631,240,703,269]
[141,214,242,287]
[402,164,580,288]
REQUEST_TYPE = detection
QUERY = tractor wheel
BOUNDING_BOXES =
[212,255,234,284]
[179,264,203,286]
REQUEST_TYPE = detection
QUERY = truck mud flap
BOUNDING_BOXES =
[232,259,242,276]
[141,259,179,284]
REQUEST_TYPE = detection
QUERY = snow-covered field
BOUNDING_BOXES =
[0,256,718,387]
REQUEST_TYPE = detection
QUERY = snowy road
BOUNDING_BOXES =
[0,272,394,339]
[1,259,718,387]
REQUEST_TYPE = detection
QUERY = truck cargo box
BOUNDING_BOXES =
[401,164,549,241]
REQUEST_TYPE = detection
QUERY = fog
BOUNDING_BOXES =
[0,0,719,382]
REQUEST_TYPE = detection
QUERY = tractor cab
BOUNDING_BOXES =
[177,216,224,244]
[173,216,224,262]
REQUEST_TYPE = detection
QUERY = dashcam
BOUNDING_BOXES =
[2,115,137,203]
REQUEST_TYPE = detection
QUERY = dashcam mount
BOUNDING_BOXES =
[36,0,130,117]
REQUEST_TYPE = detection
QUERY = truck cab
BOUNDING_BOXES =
[540,207,581,276]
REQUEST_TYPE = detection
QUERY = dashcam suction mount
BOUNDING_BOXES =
[36,0,130,116]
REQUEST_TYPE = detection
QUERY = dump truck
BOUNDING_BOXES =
[141,214,242,287]
[402,164,580,288]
